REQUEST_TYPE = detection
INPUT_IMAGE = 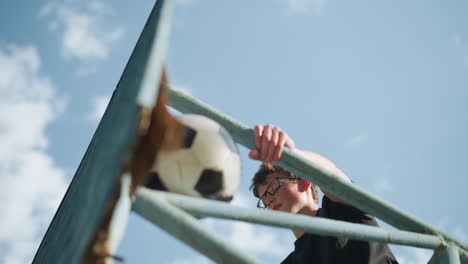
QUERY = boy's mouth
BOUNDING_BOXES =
[272,204,282,210]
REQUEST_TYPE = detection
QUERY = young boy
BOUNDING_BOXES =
[249,125,398,264]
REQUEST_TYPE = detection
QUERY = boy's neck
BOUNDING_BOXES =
[293,205,319,239]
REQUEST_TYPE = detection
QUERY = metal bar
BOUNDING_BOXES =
[429,246,461,264]
[137,0,174,108]
[133,189,262,264]
[167,86,468,254]
[32,1,173,263]
[135,189,443,249]
[447,246,462,264]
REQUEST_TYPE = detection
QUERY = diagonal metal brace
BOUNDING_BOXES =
[133,188,262,264]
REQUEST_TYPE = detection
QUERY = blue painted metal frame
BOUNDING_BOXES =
[34,0,468,261]
[135,189,443,249]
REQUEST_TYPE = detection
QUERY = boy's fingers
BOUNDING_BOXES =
[283,132,295,150]
[261,126,272,160]
[274,132,286,160]
[254,125,263,148]
[267,129,279,161]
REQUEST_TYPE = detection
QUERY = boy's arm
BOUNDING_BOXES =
[294,149,351,205]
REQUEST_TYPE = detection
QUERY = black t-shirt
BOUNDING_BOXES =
[281,196,399,264]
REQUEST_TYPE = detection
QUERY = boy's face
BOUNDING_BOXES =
[257,173,310,214]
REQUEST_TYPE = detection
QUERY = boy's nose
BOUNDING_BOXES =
[265,195,275,208]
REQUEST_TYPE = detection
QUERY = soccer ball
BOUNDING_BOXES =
[145,114,241,201]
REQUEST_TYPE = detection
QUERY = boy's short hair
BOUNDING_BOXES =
[250,163,319,204]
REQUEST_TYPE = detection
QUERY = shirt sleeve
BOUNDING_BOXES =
[321,195,376,225]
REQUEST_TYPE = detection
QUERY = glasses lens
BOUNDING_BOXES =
[269,180,281,195]
[267,180,280,194]
[257,179,283,209]
[257,199,267,208]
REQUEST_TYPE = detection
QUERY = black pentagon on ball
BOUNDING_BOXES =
[181,126,197,148]
[195,169,223,196]
[144,172,168,191]
[219,127,239,154]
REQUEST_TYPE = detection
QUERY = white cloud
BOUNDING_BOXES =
[372,177,393,193]
[454,34,468,66]
[175,0,193,7]
[394,247,433,264]
[172,193,291,263]
[77,64,99,76]
[225,221,290,257]
[284,0,328,14]
[39,0,126,73]
[171,255,211,264]
[0,44,68,264]
[436,217,468,244]
[448,225,468,243]
[202,193,292,258]
[347,133,368,147]
[454,34,462,48]
[392,218,468,264]
[89,95,110,122]
[231,191,252,207]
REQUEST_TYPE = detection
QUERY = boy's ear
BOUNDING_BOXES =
[301,179,310,192]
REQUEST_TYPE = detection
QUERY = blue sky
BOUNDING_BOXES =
[1,0,468,263]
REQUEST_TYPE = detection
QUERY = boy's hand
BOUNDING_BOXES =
[248,125,296,162]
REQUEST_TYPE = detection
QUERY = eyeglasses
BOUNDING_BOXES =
[257,176,298,209]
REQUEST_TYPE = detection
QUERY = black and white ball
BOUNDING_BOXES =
[146,114,241,201]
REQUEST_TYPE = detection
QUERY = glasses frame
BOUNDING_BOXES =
[256,176,299,209]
